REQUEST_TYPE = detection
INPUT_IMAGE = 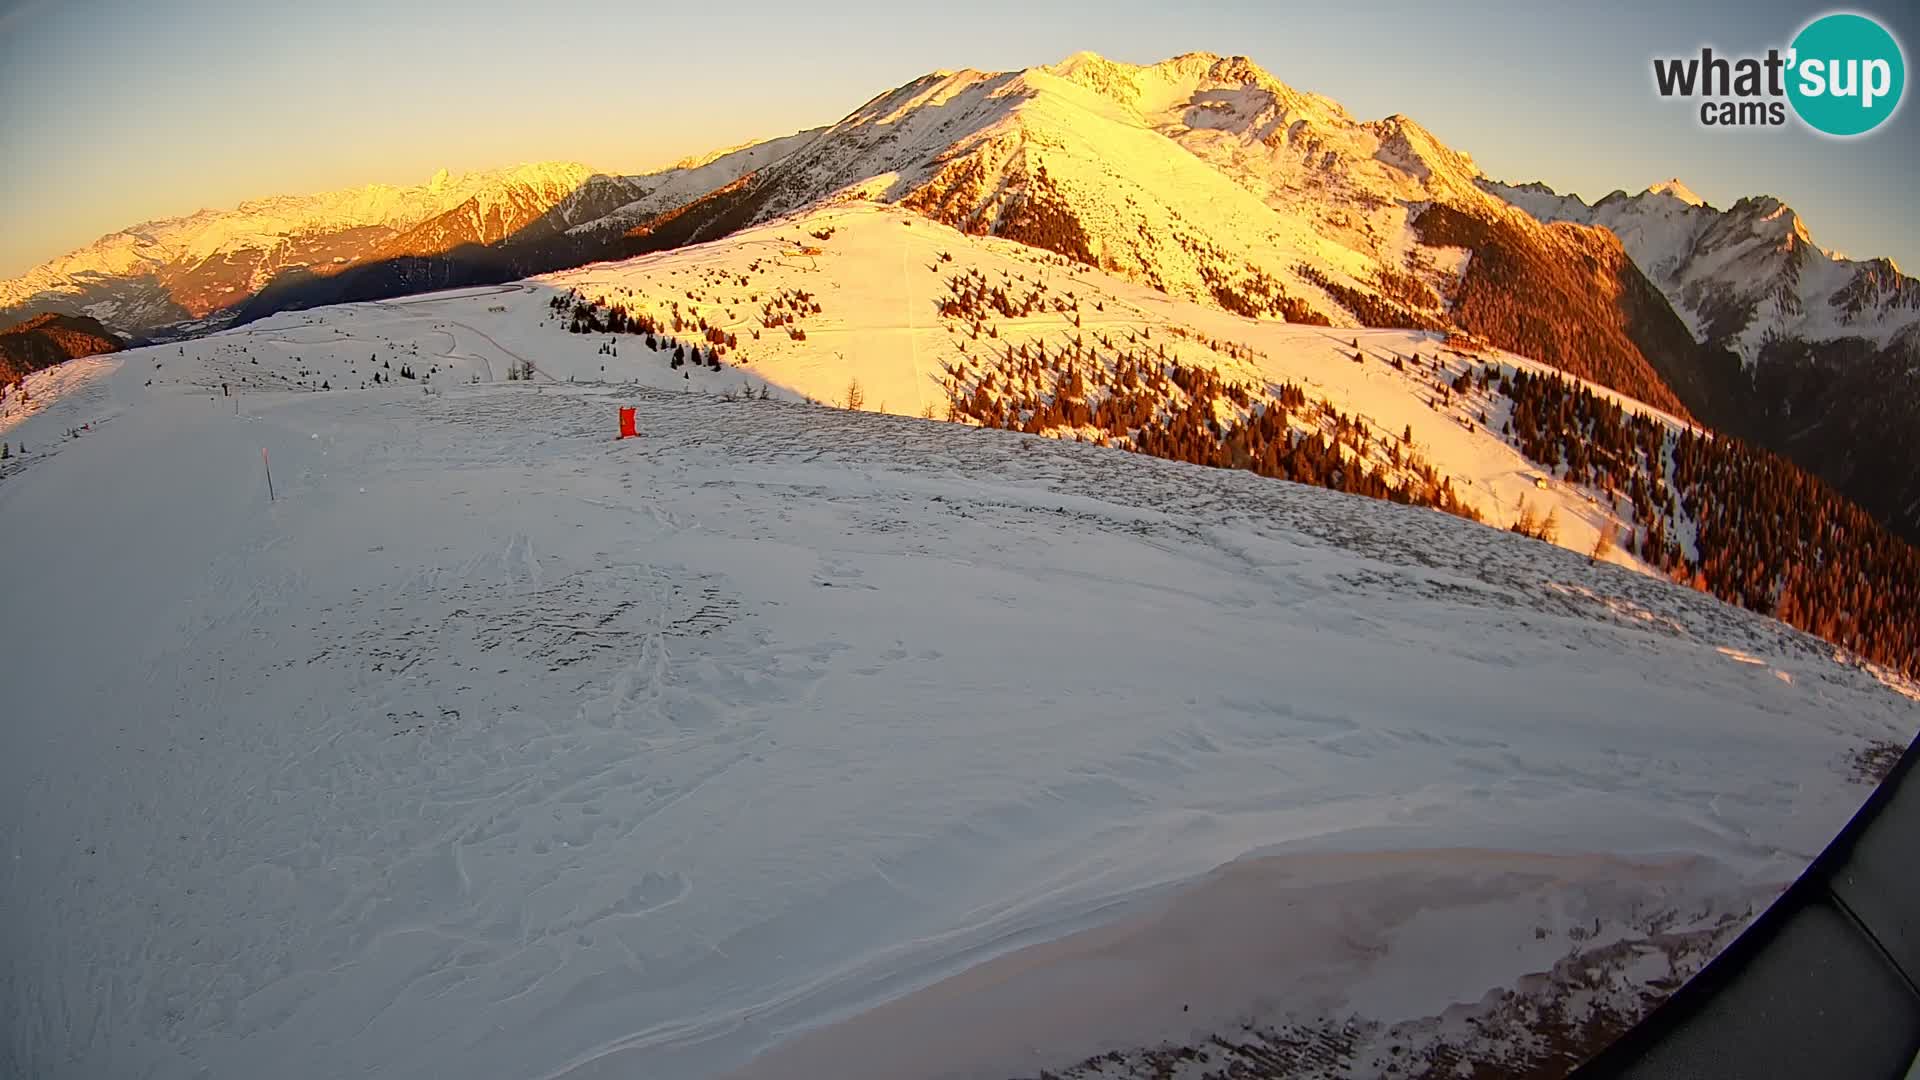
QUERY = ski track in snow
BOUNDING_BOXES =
[1,370,1915,1080]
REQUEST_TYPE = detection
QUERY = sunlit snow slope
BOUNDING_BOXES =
[2,210,1915,1080]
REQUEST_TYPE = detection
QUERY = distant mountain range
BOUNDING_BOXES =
[3,50,1915,538]
[1485,178,1920,363]
[0,162,648,337]
[1486,178,1920,539]
[0,141,830,344]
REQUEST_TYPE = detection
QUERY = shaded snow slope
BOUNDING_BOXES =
[2,306,1914,1079]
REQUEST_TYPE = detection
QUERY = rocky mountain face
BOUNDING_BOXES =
[1487,178,1920,540]
[0,313,124,385]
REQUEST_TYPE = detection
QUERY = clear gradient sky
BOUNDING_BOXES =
[2,0,1915,278]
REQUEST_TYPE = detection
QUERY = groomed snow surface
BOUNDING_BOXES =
[4,294,1916,1079]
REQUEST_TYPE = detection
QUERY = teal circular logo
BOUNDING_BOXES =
[1787,13,1906,136]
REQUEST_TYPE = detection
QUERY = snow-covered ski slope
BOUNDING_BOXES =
[3,208,1916,1080]
[544,204,1697,567]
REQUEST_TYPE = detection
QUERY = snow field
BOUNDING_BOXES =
[2,355,1912,1078]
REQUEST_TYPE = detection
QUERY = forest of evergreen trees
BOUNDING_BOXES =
[930,268,1482,524]
[546,288,731,372]
[943,343,1479,520]
[1499,367,1920,677]
[971,166,1098,269]
[1294,264,1443,331]
[1410,204,1693,419]
[931,255,1917,676]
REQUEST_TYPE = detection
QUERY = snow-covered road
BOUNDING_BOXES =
[2,374,1912,1079]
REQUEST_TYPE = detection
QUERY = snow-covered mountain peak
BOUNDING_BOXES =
[856,66,1017,127]
[541,50,1686,429]
[1361,113,1484,197]
[1759,198,1813,247]
[1701,196,1818,264]
[666,136,796,172]
[1044,49,1352,133]
[1645,178,1706,206]
[1032,53,1485,205]
[429,160,602,200]
[1048,48,1114,74]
